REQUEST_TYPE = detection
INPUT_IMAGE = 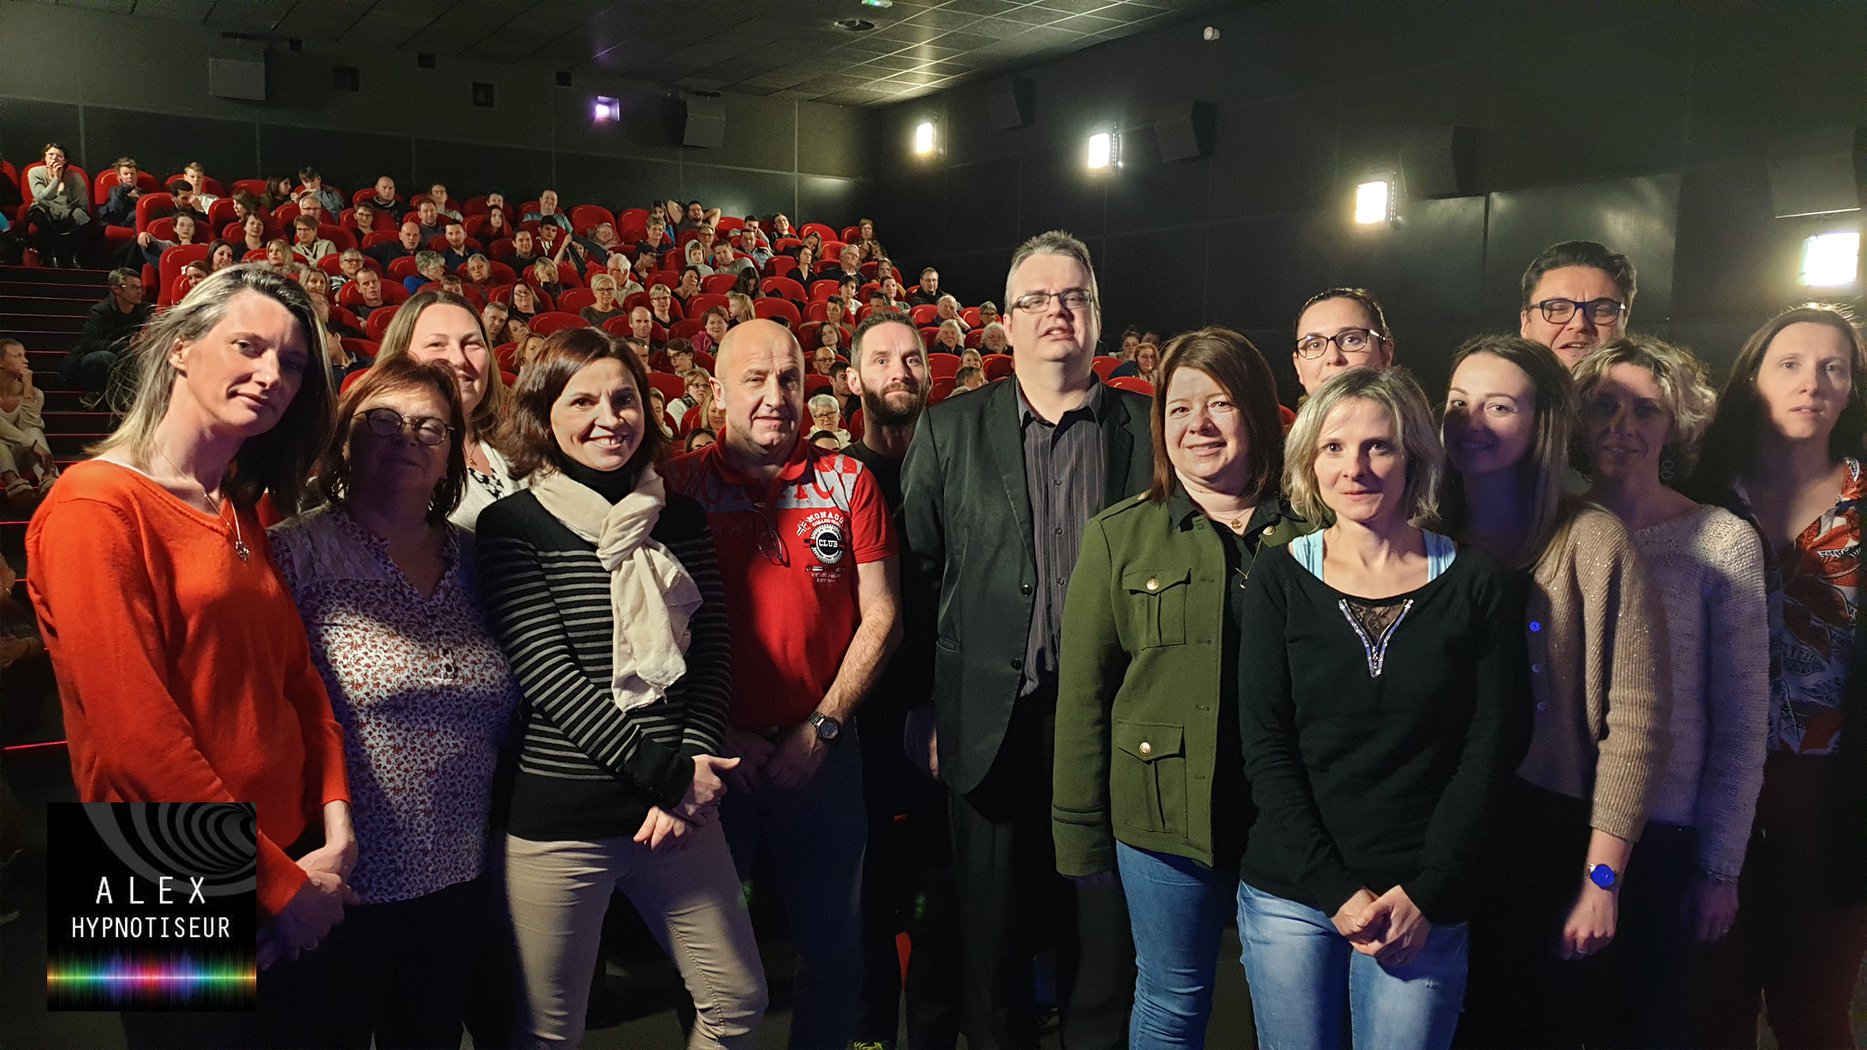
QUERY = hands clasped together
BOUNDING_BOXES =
[1332,885,1432,970]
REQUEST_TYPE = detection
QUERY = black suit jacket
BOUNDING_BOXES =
[900,375,1154,796]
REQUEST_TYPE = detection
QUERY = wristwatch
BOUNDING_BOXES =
[807,712,842,744]
[1585,863,1620,891]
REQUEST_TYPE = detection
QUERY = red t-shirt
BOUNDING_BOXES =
[666,438,895,729]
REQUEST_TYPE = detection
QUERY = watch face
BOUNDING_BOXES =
[1588,864,1616,889]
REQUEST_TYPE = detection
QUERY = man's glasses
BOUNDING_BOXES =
[753,501,788,567]
[1010,289,1095,313]
[359,408,453,447]
[1295,328,1384,359]
[1531,297,1625,326]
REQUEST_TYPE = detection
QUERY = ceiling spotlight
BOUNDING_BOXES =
[1355,174,1396,227]
[592,96,619,123]
[861,0,894,7]
[914,121,937,156]
[1801,231,1861,287]
[1087,129,1118,170]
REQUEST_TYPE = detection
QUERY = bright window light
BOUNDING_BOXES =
[1802,232,1861,287]
[1355,178,1393,226]
[1087,131,1113,170]
[914,121,936,156]
[592,96,620,123]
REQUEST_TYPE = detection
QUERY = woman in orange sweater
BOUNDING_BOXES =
[26,265,350,1045]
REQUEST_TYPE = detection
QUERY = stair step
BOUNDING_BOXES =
[0,294,94,315]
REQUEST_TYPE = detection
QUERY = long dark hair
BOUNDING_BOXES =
[1689,303,1867,502]
[1146,327,1284,505]
[503,328,666,481]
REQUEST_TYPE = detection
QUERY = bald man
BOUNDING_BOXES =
[664,320,902,1048]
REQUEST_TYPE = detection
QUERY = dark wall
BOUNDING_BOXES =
[871,0,1867,399]
[0,2,872,224]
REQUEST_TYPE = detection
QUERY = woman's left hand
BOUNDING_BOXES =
[1690,875,1740,943]
[634,806,691,852]
[1356,885,1432,968]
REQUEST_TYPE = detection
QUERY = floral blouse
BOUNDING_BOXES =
[270,506,519,903]
[1735,457,1863,756]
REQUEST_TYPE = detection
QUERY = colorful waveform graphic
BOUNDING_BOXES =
[47,953,256,1010]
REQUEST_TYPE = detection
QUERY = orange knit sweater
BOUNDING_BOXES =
[25,460,348,916]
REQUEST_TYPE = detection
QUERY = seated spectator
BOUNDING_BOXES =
[935,295,969,332]
[627,306,659,349]
[829,244,864,286]
[425,182,462,222]
[347,201,382,238]
[647,386,676,438]
[438,275,469,301]
[931,319,965,355]
[793,244,819,279]
[62,268,150,407]
[307,284,362,338]
[978,301,1000,327]
[828,361,859,420]
[637,217,674,260]
[877,275,909,310]
[265,239,293,269]
[667,343,697,376]
[296,193,328,228]
[630,250,658,289]
[413,200,446,243]
[293,215,337,264]
[123,209,202,269]
[349,268,392,318]
[809,430,842,452]
[522,189,571,232]
[514,332,547,372]
[953,365,985,393]
[483,192,510,220]
[732,269,761,302]
[505,314,533,348]
[649,284,679,328]
[509,228,541,269]
[0,557,48,684]
[673,266,704,306]
[439,220,472,271]
[333,248,368,291]
[27,143,93,268]
[298,167,345,217]
[619,336,653,373]
[462,253,496,293]
[909,267,942,307]
[712,242,754,281]
[207,241,237,272]
[482,300,513,346]
[671,367,711,422]
[368,222,424,269]
[797,230,825,263]
[684,428,717,452]
[819,322,846,358]
[582,275,628,327]
[807,393,851,448]
[479,207,512,244]
[0,338,57,512]
[833,281,859,319]
[258,175,293,211]
[234,213,269,256]
[692,307,730,356]
[812,344,839,377]
[603,254,645,300]
[739,215,769,250]
[736,227,770,269]
[867,290,892,315]
[1110,340,1162,384]
[527,257,564,299]
[682,239,714,277]
[179,161,220,208]
[368,175,407,219]
[672,198,720,232]
[318,301,372,388]
[693,223,721,257]
[979,322,1011,354]
[769,212,796,242]
[728,292,756,326]
[98,156,144,228]
[564,222,621,271]
[229,190,265,232]
[508,281,541,322]
[959,348,983,373]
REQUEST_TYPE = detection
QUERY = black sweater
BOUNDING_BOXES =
[475,486,731,842]
[1236,543,1530,924]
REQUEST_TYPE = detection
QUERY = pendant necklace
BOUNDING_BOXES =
[155,447,249,562]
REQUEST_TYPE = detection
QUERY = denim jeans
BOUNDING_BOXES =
[1115,841,1233,1048]
[721,731,867,1049]
[1237,881,1467,1050]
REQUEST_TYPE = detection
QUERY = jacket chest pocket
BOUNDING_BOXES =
[1111,720,1186,836]
[1123,567,1190,648]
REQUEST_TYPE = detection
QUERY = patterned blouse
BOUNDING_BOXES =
[270,506,519,903]
[1734,457,1863,756]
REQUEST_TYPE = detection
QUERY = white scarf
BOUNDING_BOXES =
[530,465,702,714]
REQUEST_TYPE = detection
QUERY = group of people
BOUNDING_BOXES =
[15,205,1866,1050]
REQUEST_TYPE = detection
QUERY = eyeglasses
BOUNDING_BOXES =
[359,408,453,447]
[1010,289,1095,313]
[753,501,789,567]
[1531,297,1625,326]
[1295,328,1384,359]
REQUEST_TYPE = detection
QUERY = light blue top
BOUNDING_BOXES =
[1289,529,1456,582]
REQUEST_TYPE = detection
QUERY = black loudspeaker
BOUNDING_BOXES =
[1398,126,1472,199]
[988,79,1034,131]
[1769,126,1864,218]
[1154,102,1215,162]
[667,95,727,149]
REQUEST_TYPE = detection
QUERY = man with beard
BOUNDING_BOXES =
[844,314,963,1048]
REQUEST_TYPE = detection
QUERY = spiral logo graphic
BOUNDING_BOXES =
[82,802,256,898]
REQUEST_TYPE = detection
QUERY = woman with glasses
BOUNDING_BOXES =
[1291,288,1396,398]
[476,327,766,1046]
[373,290,519,530]
[270,355,520,1049]
[1441,335,1665,1049]
[1688,305,1867,1049]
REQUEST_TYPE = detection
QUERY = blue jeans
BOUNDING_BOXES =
[1115,842,1232,1048]
[1236,881,1466,1050]
[721,732,866,1050]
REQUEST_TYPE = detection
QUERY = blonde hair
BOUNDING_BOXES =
[1572,335,1719,476]
[373,290,510,443]
[1284,366,1443,527]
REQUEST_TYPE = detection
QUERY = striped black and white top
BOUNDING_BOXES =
[474,487,731,843]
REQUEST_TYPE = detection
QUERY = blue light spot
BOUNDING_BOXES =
[1529,621,1542,633]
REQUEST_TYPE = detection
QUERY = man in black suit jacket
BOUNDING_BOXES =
[901,230,1143,1049]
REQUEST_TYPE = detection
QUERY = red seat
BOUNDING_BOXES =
[353,187,399,206]
[962,307,983,328]
[388,257,421,281]
[557,287,596,313]
[763,256,799,279]
[341,370,368,394]
[602,316,636,339]
[92,167,159,207]
[338,282,410,313]
[366,308,398,341]
[983,356,1016,381]
[801,223,838,243]
[754,299,802,327]
[617,208,650,243]
[671,319,705,340]
[796,321,824,348]
[133,192,175,232]
[910,304,940,326]
[649,270,681,290]
[702,274,740,295]
[646,372,687,405]
[231,178,270,197]
[761,276,807,302]
[689,293,731,319]
[808,279,841,302]
[528,311,585,336]
[493,342,520,373]
[1090,357,1121,379]
[927,355,961,381]
[569,205,615,234]
[840,225,861,243]
[157,244,211,306]
[321,224,356,251]
[342,207,395,233]
[927,377,957,404]
[804,375,834,396]
[964,330,983,350]
[163,173,224,197]
[341,338,379,362]
[1106,376,1155,396]
[919,327,941,350]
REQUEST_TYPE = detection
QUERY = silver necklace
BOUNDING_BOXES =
[154,447,249,562]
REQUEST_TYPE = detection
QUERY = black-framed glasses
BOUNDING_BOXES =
[1295,328,1384,359]
[753,501,789,567]
[359,408,453,447]
[1532,297,1625,326]
[1010,289,1095,313]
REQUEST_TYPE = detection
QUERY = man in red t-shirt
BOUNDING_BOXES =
[665,318,900,1048]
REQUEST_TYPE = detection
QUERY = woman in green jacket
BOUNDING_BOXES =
[1054,327,1307,1045]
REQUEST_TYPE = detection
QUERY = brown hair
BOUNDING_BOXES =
[1294,286,1392,339]
[316,356,467,525]
[1146,327,1285,504]
[503,327,665,481]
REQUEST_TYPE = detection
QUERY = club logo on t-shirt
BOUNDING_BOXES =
[797,510,848,580]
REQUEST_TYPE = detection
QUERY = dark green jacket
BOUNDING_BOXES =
[1052,490,1310,876]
